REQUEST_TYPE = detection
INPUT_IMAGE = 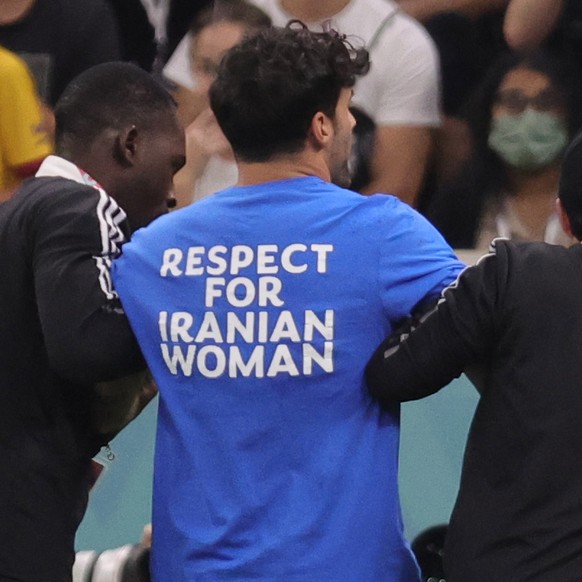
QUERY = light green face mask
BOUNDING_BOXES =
[487,109,569,171]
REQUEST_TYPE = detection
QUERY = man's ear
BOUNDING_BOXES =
[309,111,333,149]
[557,197,574,238]
[113,125,138,167]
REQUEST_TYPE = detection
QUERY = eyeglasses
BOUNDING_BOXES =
[494,88,563,114]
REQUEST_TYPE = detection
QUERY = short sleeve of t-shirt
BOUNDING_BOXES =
[373,194,463,321]
[350,9,442,126]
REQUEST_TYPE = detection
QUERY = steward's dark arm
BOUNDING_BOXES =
[33,186,145,385]
[366,250,503,406]
[92,369,158,442]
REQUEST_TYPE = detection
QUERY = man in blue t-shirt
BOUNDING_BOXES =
[113,23,464,581]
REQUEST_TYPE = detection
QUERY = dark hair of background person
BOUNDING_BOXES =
[209,22,370,163]
[190,0,272,38]
[54,61,176,156]
[426,49,582,248]
[559,129,582,240]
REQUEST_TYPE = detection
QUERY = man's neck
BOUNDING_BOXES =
[280,0,351,21]
[236,153,331,187]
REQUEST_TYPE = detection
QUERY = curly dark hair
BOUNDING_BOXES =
[209,21,370,162]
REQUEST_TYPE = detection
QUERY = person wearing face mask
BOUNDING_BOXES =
[426,50,582,250]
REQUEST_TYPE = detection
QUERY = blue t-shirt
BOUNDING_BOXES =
[112,177,463,581]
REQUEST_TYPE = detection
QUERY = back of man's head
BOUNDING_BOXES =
[559,130,582,240]
[209,22,369,163]
[54,61,176,156]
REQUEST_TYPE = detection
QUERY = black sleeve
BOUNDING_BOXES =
[365,245,507,405]
[32,184,145,385]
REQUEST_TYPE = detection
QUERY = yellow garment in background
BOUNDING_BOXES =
[0,46,52,198]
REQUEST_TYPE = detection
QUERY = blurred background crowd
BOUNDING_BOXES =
[2,0,581,251]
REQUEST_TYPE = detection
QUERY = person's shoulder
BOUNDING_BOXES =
[381,9,436,52]
[487,241,582,315]
[1,176,103,234]
[16,175,100,211]
[361,191,417,213]
[17,174,91,196]
[345,0,398,21]
[344,0,437,80]
[306,180,387,210]
[349,0,435,42]
[496,238,570,261]
[347,191,426,232]
[490,238,576,283]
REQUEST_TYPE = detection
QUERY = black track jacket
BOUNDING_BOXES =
[0,156,144,581]
[367,238,582,581]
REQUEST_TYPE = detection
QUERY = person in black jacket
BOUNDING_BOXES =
[0,61,184,581]
[366,129,582,581]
